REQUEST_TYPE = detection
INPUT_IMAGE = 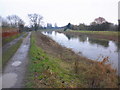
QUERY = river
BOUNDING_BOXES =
[42,31,119,70]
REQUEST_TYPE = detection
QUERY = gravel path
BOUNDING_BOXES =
[2,32,31,88]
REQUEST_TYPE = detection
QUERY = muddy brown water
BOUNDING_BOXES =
[42,31,120,71]
[1,32,31,89]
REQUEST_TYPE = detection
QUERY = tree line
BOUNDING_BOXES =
[1,13,45,32]
[1,13,59,32]
[1,15,118,32]
[65,17,118,31]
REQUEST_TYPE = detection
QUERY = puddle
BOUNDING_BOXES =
[23,45,27,47]
[12,61,22,67]
[2,73,17,88]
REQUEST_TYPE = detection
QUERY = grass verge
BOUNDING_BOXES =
[2,39,22,67]
[2,33,21,46]
[26,32,118,88]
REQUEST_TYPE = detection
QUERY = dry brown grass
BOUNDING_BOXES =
[27,31,118,88]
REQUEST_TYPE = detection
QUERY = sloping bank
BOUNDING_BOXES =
[26,31,118,88]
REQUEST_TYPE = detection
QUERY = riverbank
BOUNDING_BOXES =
[58,30,120,42]
[26,31,118,88]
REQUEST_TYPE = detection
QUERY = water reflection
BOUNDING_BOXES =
[114,42,120,52]
[44,31,52,34]
[42,31,119,69]
[65,34,78,40]
[78,36,87,42]
[65,33,109,47]
[89,38,109,47]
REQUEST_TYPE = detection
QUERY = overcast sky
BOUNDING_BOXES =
[0,0,119,27]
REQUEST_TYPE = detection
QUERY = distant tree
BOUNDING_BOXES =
[90,22,97,25]
[71,25,79,30]
[118,20,120,31]
[28,13,43,31]
[7,15,25,27]
[88,17,118,31]
[78,23,86,30]
[54,23,57,28]
[94,17,106,24]
[47,23,52,29]
[89,21,116,31]
[1,17,9,27]
[64,23,72,31]
[67,23,71,29]
[0,16,2,26]
[6,16,13,26]
[19,24,24,32]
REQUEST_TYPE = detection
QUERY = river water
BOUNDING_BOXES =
[42,31,119,70]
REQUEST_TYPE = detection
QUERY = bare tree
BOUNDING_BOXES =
[7,15,25,27]
[1,16,9,27]
[7,15,13,26]
[28,13,43,31]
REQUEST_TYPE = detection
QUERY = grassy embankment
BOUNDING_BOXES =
[59,30,120,42]
[26,31,118,88]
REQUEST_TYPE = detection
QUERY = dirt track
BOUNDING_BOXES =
[2,32,31,88]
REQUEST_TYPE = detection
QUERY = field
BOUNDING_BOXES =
[58,30,120,42]
[25,31,118,88]
[71,30,119,36]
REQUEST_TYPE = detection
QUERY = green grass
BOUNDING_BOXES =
[26,35,82,88]
[26,32,118,88]
[2,39,22,67]
[2,33,21,46]
[69,30,120,37]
